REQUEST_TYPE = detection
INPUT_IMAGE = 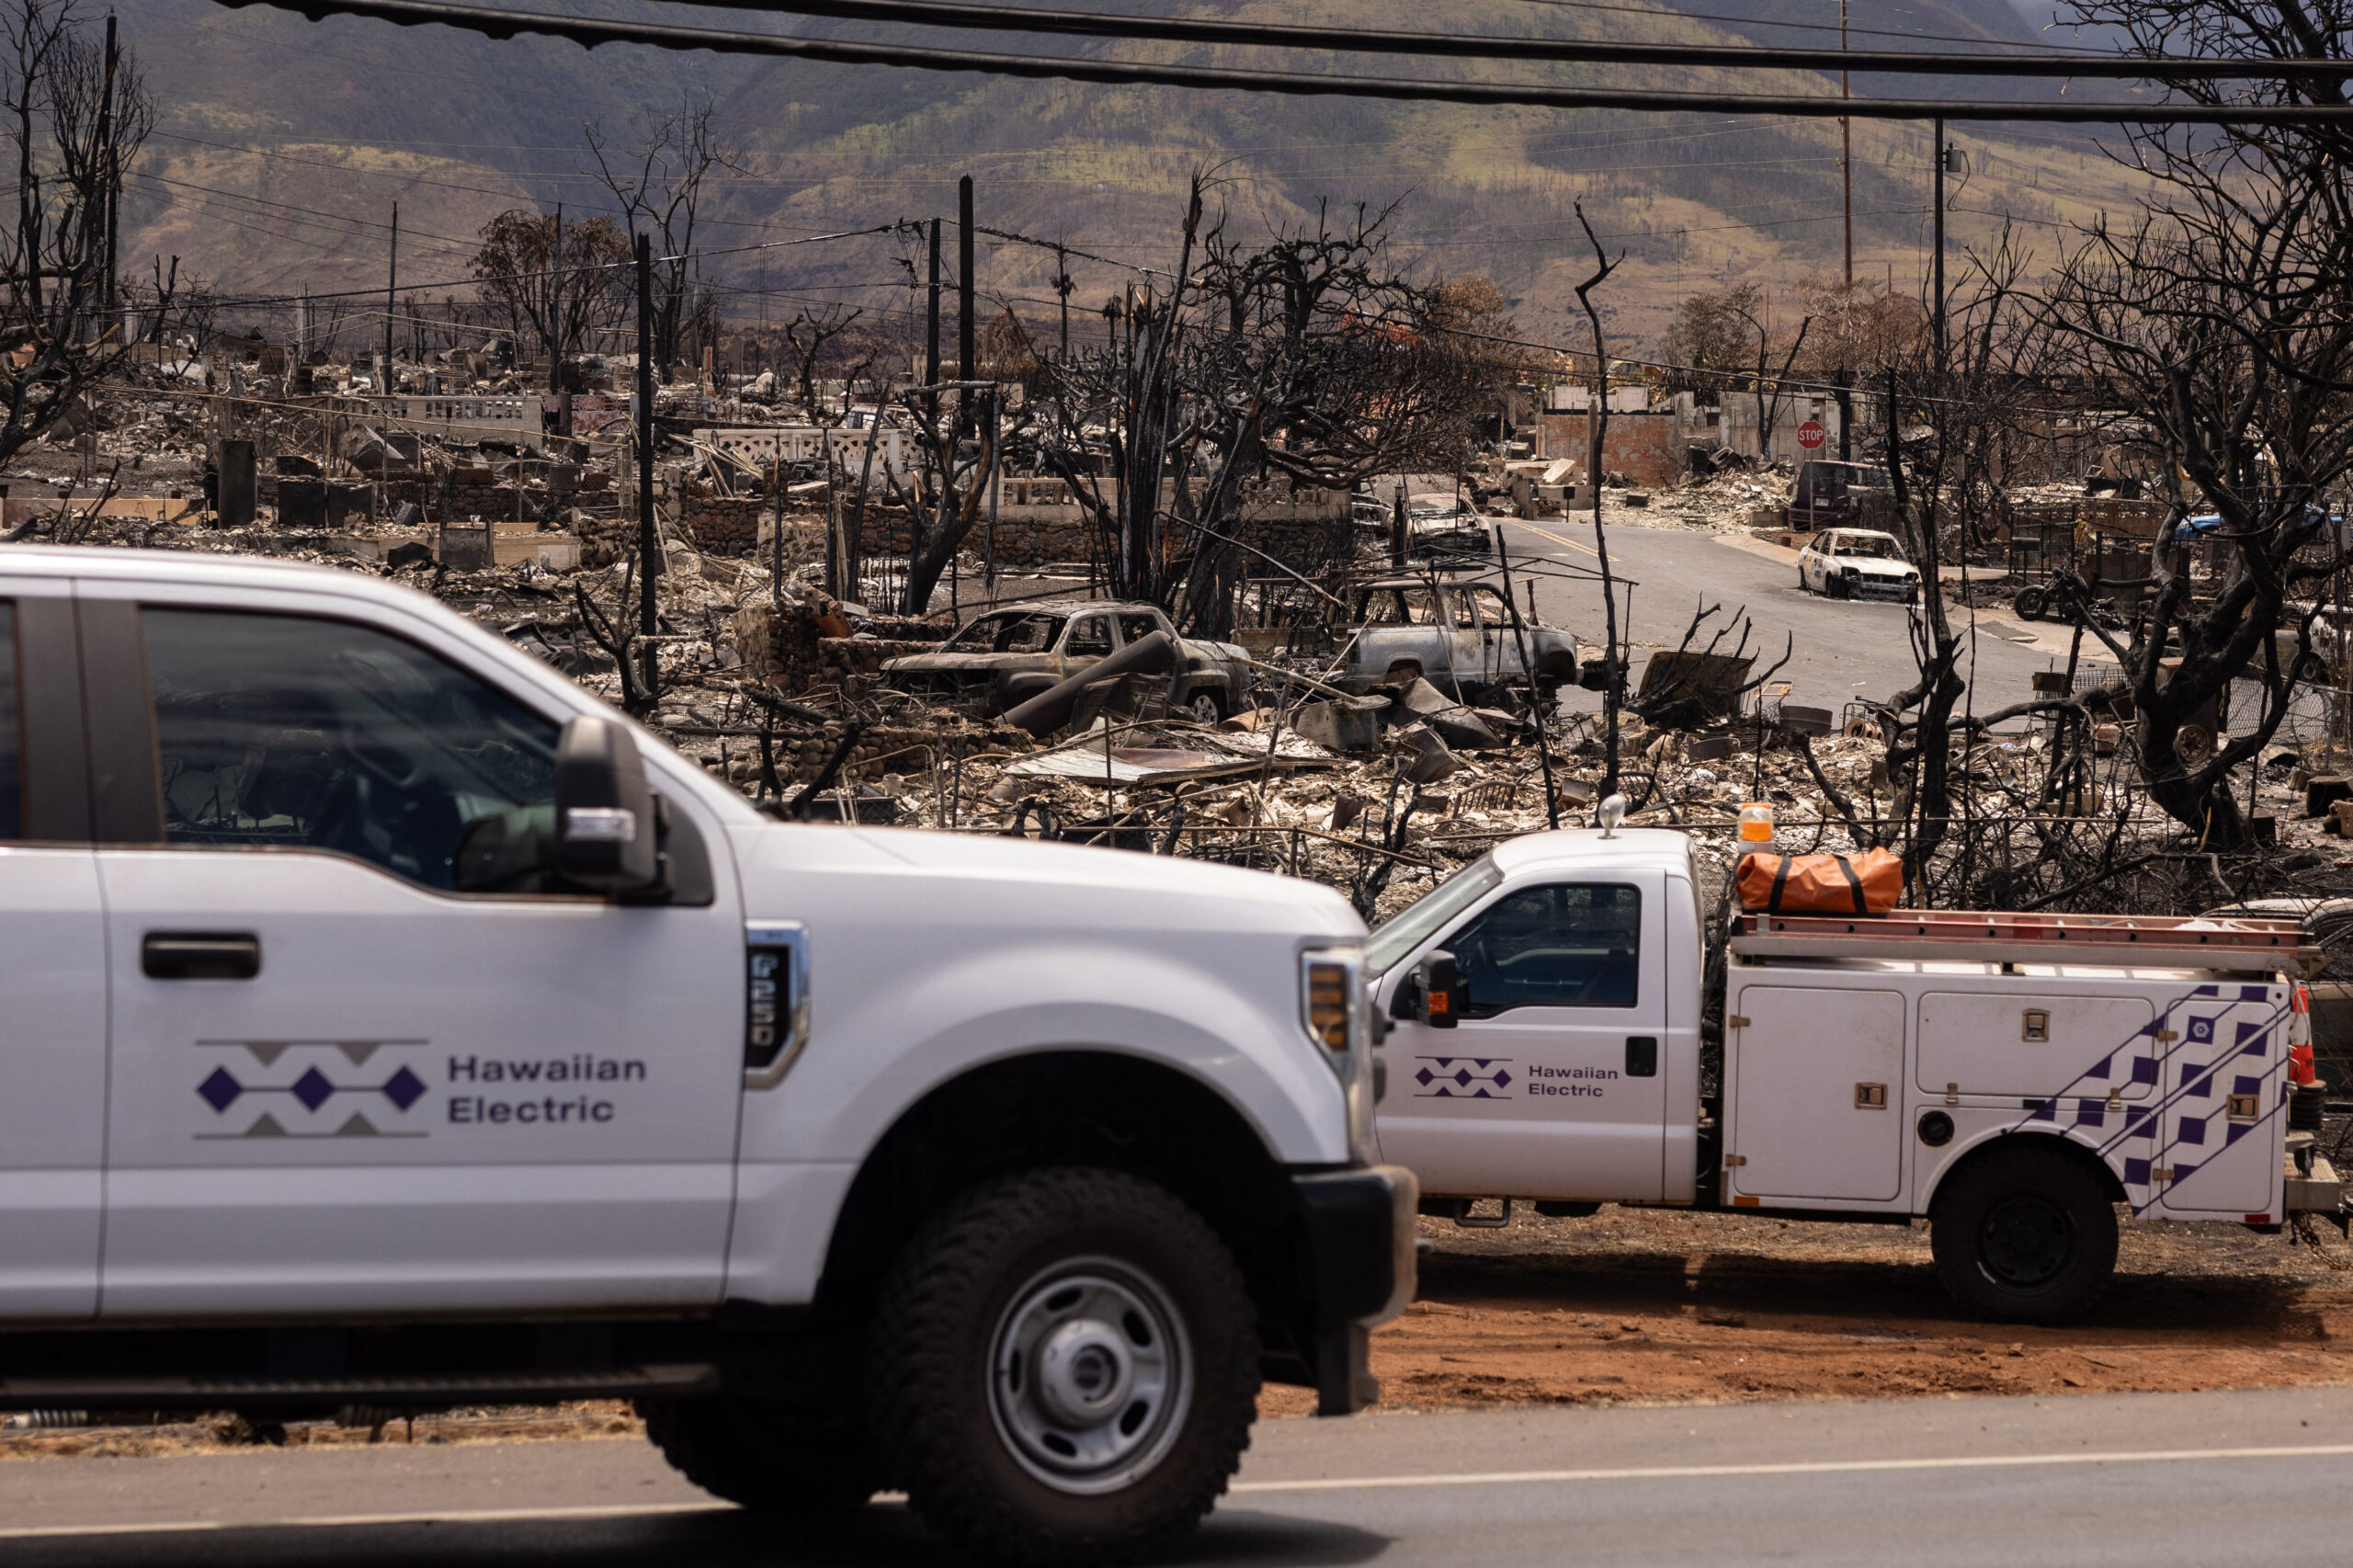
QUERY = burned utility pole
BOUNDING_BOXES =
[636,231,659,698]
[383,202,398,385]
[549,204,565,395]
[925,217,941,429]
[1839,0,1851,290]
[1837,0,1850,463]
[1930,118,1945,365]
[100,12,118,324]
[958,174,975,395]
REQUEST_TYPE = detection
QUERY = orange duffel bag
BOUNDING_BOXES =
[1735,848,1903,915]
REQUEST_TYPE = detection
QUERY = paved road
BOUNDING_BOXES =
[1496,516,2076,725]
[14,1385,2353,1566]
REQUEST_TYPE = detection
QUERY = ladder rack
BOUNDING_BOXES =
[1729,908,2320,976]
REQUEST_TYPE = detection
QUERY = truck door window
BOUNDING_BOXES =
[1064,616,1114,655]
[1449,883,1641,1013]
[0,601,17,838]
[1117,612,1162,645]
[141,608,560,892]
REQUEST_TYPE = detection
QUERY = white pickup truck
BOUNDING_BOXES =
[0,547,1415,1566]
[1368,824,2332,1322]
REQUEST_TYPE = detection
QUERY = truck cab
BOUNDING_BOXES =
[0,547,1415,1566]
[883,598,1248,722]
[1341,574,1582,699]
[1366,832,1701,1206]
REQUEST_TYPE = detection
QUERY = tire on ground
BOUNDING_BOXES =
[1929,1140,2119,1324]
[638,1400,881,1515]
[869,1166,1260,1567]
[1187,688,1224,724]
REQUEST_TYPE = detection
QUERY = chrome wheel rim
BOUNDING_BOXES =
[987,1257,1192,1494]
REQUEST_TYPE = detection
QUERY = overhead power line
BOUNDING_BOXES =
[1502,0,2111,52]
[204,0,2353,124]
[619,0,2353,80]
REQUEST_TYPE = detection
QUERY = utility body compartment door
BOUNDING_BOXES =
[1916,992,2155,1103]
[85,586,746,1318]
[2151,983,2290,1218]
[1727,984,1904,1204]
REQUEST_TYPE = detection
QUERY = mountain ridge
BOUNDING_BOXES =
[111,0,2150,354]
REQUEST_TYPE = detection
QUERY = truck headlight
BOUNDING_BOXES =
[1302,947,1373,1162]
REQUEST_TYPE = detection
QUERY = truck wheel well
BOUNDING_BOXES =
[1927,1131,2127,1215]
[813,1051,1301,1337]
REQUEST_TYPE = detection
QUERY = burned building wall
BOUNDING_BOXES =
[1535,411,1682,487]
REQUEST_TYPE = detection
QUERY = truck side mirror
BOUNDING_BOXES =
[553,715,661,893]
[1415,950,1467,1029]
[1390,978,1422,1021]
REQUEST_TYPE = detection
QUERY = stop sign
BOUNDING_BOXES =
[1797,419,1825,450]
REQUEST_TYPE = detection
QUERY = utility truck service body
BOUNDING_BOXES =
[1368,828,2332,1321]
[0,547,1415,1567]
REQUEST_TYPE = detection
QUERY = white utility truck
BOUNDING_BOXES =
[0,547,1415,1566]
[1368,823,2335,1322]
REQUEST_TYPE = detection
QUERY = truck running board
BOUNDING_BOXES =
[0,1362,719,1410]
[1731,909,2318,975]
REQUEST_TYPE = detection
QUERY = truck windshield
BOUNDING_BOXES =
[1365,857,1505,975]
[947,611,1065,653]
[1358,587,1443,625]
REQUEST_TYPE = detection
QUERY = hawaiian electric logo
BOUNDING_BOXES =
[1414,1057,1514,1098]
[194,1040,429,1140]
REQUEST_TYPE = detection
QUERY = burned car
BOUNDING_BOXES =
[1797,527,1922,603]
[1336,574,1583,699]
[882,599,1250,722]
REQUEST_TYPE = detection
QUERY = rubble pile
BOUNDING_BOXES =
[1461,457,1802,539]
[16,351,2352,928]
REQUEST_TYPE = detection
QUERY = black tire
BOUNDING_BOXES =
[1797,563,1810,592]
[1930,1142,2118,1324]
[638,1401,881,1515]
[870,1167,1259,1568]
[2013,586,2047,621]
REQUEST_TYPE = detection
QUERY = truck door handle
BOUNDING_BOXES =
[142,932,262,980]
[1625,1036,1658,1077]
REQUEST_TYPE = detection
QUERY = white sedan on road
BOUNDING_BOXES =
[1797,527,1922,603]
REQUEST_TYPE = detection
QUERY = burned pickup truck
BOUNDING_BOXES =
[1336,575,1584,701]
[882,598,1252,722]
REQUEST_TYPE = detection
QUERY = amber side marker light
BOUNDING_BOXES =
[1306,961,1351,1051]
